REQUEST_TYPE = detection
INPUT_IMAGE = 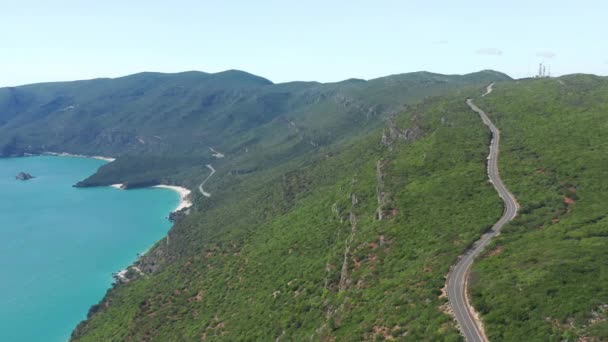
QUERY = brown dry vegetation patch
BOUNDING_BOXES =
[188,290,204,303]
[487,246,504,257]
[321,334,336,342]
[439,273,449,299]
[369,254,378,263]
[352,257,362,270]
[371,325,395,341]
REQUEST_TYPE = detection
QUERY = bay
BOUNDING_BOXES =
[0,156,178,342]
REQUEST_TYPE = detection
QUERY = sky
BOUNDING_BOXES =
[1,0,607,87]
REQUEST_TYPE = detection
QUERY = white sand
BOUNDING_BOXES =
[44,152,116,162]
[45,153,194,212]
[90,155,116,162]
[154,185,193,211]
[109,183,192,212]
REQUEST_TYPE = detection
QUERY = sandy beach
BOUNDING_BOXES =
[153,185,193,211]
[110,184,192,212]
[44,152,116,162]
[46,153,191,212]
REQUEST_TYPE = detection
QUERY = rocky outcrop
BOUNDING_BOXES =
[168,208,190,223]
[375,160,396,221]
[375,160,387,220]
[16,172,34,181]
[338,192,358,292]
[229,169,255,175]
[331,92,383,119]
[381,116,424,150]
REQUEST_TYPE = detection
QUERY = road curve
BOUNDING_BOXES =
[447,83,519,342]
[198,164,216,197]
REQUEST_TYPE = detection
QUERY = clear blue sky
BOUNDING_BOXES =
[2,0,607,86]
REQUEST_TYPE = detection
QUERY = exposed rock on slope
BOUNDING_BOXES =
[381,117,424,150]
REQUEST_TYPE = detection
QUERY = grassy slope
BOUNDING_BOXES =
[71,91,503,341]
[470,75,608,341]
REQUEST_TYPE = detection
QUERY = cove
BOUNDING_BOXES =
[0,156,178,342]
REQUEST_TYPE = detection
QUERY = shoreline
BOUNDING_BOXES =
[2,153,179,340]
[45,154,192,212]
[111,183,193,212]
[110,183,192,283]
[42,152,116,162]
[17,153,193,212]
[153,185,193,212]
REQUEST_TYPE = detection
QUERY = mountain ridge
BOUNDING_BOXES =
[0,69,512,90]
[0,69,512,189]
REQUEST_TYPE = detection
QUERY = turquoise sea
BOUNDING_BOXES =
[0,156,178,342]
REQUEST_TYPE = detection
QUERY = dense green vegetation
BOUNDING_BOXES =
[0,69,514,340]
[7,69,607,341]
[470,75,608,341]
[67,86,506,340]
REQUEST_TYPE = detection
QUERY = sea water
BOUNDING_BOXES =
[0,156,178,342]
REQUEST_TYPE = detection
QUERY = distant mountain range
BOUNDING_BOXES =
[0,69,510,187]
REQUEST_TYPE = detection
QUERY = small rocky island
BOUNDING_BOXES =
[16,172,35,181]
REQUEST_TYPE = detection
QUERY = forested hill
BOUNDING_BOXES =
[0,69,510,187]
[470,74,608,341]
[67,73,510,341]
[5,70,607,340]
[2,69,519,341]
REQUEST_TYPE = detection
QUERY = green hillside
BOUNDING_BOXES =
[0,69,514,341]
[0,69,511,189]
[70,86,504,341]
[9,70,608,341]
[469,75,608,341]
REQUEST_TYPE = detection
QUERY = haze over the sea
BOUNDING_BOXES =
[0,156,178,342]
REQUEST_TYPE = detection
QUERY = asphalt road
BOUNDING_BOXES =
[447,84,519,342]
[198,164,216,197]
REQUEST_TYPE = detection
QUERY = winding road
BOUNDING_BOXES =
[198,164,216,197]
[447,83,519,342]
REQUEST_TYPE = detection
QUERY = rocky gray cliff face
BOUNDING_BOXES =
[381,117,424,151]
